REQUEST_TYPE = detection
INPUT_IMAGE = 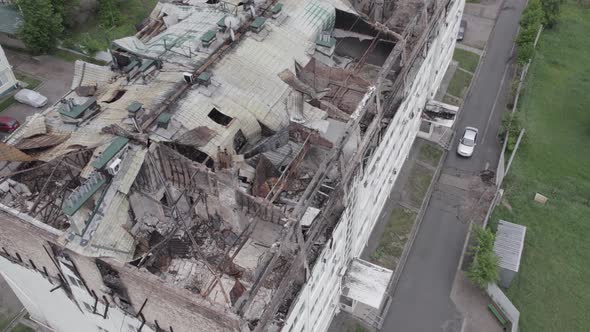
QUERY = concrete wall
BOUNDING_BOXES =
[0,33,25,50]
[0,44,17,96]
[281,0,464,331]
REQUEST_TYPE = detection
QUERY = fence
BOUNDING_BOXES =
[495,25,543,187]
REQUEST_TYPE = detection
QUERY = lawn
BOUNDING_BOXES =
[453,48,480,73]
[490,2,590,331]
[417,141,443,167]
[64,0,158,55]
[369,207,417,270]
[12,324,34,332]
[446,69,473,99]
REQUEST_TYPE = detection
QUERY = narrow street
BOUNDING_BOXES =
[380,0,528,330]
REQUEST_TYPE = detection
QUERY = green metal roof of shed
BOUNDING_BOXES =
[272,3,284,14]
[58,97,97,119]
[250,17,267,29]
[127,101,143,113]
[91,137,129,169]
[201,30,217,43]
[0,5,22,35]
[158,112,173,124]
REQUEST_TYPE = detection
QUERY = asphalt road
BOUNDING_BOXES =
[380,0,527,331]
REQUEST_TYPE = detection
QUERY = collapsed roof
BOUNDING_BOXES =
[0,0,447,329]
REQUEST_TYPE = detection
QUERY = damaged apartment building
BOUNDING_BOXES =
[0,0,463,331]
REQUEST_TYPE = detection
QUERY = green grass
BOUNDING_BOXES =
[12,324,34,332]
[447,69,473,99]
[0,95,16,113]
[453,48,481,73]
[417,142,443,167]
[64,0,158,55]
[490,2,590,331]
[407,164,435,208]
[443,94,461,106]
[15,72,41,90]
[0,317,9,330]
[369,207,417,270]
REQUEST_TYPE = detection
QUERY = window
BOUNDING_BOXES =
[208,108,233,126]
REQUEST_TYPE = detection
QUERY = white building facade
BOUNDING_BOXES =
[0,44,17,96]
[281,0,464,330]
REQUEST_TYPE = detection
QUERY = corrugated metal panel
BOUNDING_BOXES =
[494,220,526,272]
[71,60,114,89]
[91,137,129,169]
[14,134,69,150]
[0,143,34,161]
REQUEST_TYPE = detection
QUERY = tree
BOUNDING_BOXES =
[50,0,80,30]
[17,0,63,54]
[541,0,564,28]
[98,0,122,27]
[467,226,500,289]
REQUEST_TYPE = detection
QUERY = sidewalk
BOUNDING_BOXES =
[451,271,504,332]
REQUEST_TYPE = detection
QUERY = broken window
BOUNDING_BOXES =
[208,108,233,126]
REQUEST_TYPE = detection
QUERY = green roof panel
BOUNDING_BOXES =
[250,17,267,30]
[272,3,284,14]
[91,137,129,169]
[63,176,107,216]
[201,30,217,43]
[158,112,173,125]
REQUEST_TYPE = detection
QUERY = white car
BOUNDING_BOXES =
[14,89,48,108]
[457,127,478,157]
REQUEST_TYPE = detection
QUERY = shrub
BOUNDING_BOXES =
[17,0,64,54]
[467,226,500,289]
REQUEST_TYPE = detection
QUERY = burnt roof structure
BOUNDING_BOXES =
[0,0,457,330]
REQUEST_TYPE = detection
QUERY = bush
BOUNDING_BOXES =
[467,226,500,289]
[80,33,104,55]
[98,0,122,27]
[17,0,64,54]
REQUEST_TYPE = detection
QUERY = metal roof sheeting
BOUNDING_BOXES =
[494,220,526,272]
[0,5,22,35]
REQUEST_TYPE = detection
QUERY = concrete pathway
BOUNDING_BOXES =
[456,43,484,56]
[379,0,527,330]
[451,271,504,332]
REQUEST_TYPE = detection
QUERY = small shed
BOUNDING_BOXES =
[0,5,24,49]
[493,220,526,288]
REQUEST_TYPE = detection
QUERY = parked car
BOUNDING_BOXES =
[14,89,48,108]
[457,20,467,41]
[0,116,20,133]
[457,126,478,157]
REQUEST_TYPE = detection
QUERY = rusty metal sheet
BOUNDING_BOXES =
[0,143,34,161]
[14,134,70,151]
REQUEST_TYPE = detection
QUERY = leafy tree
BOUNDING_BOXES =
[17,0,63,54]
[98,0,122,27]
[51,0,80,30]
[467,226,500,289]
[520,0,544,28]
[541,0,564,28]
